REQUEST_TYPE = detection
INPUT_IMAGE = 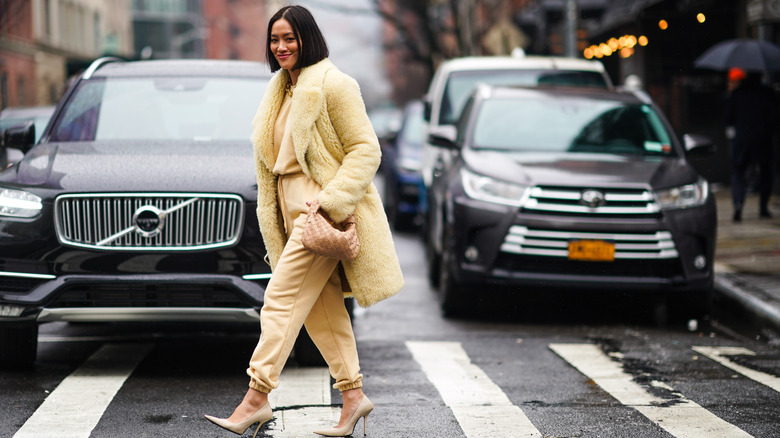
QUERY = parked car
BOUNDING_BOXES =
[383,100,426,230]
[0,105,55,167]
[420,53,613,283]
[425,84,716,319]
[0,58,329,368]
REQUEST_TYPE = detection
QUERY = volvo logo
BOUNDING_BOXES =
[580,190,606,209]
[133,206,165,238]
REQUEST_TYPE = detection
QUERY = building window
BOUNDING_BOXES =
[43,0,52,37]
[17,76,26,106]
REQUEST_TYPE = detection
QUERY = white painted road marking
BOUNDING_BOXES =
[550,343,753,438]
[14,343,153,438]
[406,341,542,438]
[266,368,340,437]
[693,346,780,393]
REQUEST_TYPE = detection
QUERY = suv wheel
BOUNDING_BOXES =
[0,321,38,369]
[425,210,441,288]
[439,224,467,317]
[294,330,326,366]
[672,288,713,331]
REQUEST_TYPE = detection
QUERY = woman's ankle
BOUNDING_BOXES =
[244,388,269,409]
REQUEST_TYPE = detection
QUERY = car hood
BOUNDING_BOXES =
[462,149,699,189]
[9,141,258,197]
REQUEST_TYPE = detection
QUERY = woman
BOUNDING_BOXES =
[205,5,403,437]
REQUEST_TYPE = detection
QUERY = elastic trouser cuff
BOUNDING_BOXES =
[335,380,363,392]
[248,379,272,394]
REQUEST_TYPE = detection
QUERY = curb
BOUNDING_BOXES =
[714,271,780,334]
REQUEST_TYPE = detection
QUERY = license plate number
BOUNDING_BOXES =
[568,240,615,261]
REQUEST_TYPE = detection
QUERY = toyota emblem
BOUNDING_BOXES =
[580,190,606,208]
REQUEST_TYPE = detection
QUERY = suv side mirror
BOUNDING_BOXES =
[4,121,36,153]
[428,125,458,149]
[683,133,716,155]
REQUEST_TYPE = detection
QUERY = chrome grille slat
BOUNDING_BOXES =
[501,226,678,260]
[524,186,660,216]
[55,193,244,251]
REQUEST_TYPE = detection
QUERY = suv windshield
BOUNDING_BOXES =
[439,69,608,125]
[51,76,267,142]
[472,96,676,156]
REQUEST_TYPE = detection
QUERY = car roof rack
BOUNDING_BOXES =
[82,57,124,80]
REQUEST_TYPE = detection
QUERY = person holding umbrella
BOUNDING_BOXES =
[695,39,780,221]
[724,71,777,221]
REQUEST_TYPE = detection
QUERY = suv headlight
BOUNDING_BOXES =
[0,188,43,218]
[656,178,709,210]
[461,168,529,207]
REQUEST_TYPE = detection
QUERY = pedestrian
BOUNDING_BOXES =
[727,66,745,93]
[725,71,778,221]
[204,5,404,437]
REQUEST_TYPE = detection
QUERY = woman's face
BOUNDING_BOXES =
[270,18,300,72]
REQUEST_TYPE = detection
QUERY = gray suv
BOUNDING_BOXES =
[425,84,716,320]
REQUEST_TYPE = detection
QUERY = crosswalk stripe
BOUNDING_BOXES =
[550,343,753,438]
[406,341,541,438]
[14,343,153,438]
[270,368,332,407]
[693,346,780,392]
[266,368,338,437]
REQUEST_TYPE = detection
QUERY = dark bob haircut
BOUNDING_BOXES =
[266,5,329,73]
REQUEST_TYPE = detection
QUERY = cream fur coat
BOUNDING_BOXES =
[250,58,404,307]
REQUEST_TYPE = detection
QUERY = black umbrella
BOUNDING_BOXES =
[694,38,780,72]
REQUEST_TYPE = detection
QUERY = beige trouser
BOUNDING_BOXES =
[246,173,363,393]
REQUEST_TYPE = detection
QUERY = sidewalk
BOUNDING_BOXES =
[712,185,780,335]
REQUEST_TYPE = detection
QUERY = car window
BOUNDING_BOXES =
[471,97,675,156]
[51,77,268,142]
[399,104,425,148]
[439,69,608,126]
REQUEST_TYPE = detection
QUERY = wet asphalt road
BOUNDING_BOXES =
[2,231,779,438]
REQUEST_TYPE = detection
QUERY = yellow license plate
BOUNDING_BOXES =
[568,240,615,261]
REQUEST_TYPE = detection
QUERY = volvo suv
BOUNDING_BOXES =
[425,84,716,319]
[0,58,283,368]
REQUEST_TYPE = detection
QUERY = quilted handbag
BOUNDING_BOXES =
[302,200,360,260]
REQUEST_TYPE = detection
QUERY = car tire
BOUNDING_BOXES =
[293,330,326,366]
[424,210,441,288]
[439,224,467,318]
[391,211,416,231]
[672,288,713,331]
[0,321,38,369]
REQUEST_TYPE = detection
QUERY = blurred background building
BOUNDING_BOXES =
[1,0,133,108]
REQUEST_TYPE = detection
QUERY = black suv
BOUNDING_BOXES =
[425,85,716,319]
[0,58,284,368]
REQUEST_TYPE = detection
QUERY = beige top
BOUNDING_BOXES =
[272,92,303,175]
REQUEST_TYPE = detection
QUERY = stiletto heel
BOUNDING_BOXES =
[204,402,273,437]
[314,395,373,437]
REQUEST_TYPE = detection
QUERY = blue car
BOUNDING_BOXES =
[383,100,426,230]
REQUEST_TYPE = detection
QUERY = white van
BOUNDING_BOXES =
[421,53,612,187]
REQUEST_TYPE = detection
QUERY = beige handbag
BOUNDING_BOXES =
[302,200,360,260]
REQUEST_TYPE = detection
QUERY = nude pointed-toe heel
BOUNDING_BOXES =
[314,395,374,437]
[204,402,273,438]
